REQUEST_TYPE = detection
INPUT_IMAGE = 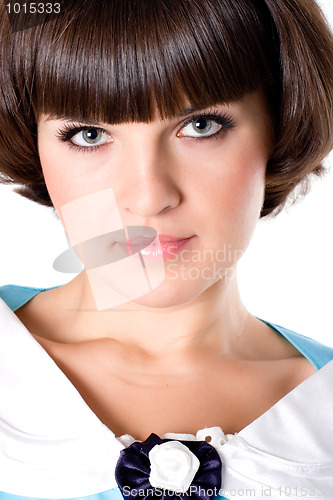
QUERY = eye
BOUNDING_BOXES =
[181,118,220,138]
[56,124,112,152]
[71,128,111,147]
[177,113,235,140]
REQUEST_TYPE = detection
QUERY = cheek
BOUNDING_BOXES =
[190,140,267,249]
[221,156,266,222]
[38,137,70,209]
[38,137,93,212]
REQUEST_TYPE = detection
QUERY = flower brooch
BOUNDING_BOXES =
[115,433,222,500]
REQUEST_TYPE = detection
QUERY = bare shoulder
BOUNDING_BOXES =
[14,281,79,342]
[232,315,318,401]
[287,355,317,386]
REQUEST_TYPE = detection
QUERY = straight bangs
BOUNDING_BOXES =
[15,0,278,124]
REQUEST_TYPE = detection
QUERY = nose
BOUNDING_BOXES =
[115,135,182,218]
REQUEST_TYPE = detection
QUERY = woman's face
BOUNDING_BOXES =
[37,91,272,308]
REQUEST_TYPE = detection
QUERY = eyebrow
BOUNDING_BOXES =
[44,104,225,124]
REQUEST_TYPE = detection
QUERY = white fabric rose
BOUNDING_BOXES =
[148,441,200,492]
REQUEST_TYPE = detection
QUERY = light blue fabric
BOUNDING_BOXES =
[257,318,333,370]
[0,284,59,312]
[0,487,124,500]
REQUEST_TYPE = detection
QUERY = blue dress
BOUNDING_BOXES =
[0,284,333,500]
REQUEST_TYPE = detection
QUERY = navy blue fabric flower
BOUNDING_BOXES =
[115,433,222,500]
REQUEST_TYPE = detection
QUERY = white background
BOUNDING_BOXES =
[0,0,332,345]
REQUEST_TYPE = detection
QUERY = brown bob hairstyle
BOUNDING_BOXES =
[0,0,333,217]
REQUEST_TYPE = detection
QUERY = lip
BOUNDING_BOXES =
[142,235,195,261]
[141,234,194,261]
[117,234,195,261]
[159,233,194,242]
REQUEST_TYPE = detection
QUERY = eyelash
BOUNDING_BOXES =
[55,112,236,154]
[180,112,236,141]
[55,123,110,154]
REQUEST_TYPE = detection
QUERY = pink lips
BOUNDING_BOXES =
[153,234,194,261]
[118,234,195,261]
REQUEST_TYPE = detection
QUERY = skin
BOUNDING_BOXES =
[15,91,316,439]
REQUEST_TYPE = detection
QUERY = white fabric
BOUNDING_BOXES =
[219,360,333,499]
[0,297,333,499]
[148,441,200,491]
[0,298,124,498]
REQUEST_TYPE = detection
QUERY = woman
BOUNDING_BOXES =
[0,0,333,498]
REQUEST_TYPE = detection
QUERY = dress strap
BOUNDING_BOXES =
[258,317,333,370]
[0,284,57,311]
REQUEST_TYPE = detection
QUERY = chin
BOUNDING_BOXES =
[129,276,215,310]
[86,258,227,311]
[131,290,194,309]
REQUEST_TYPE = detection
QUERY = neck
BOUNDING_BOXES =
[61,270,251,358]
